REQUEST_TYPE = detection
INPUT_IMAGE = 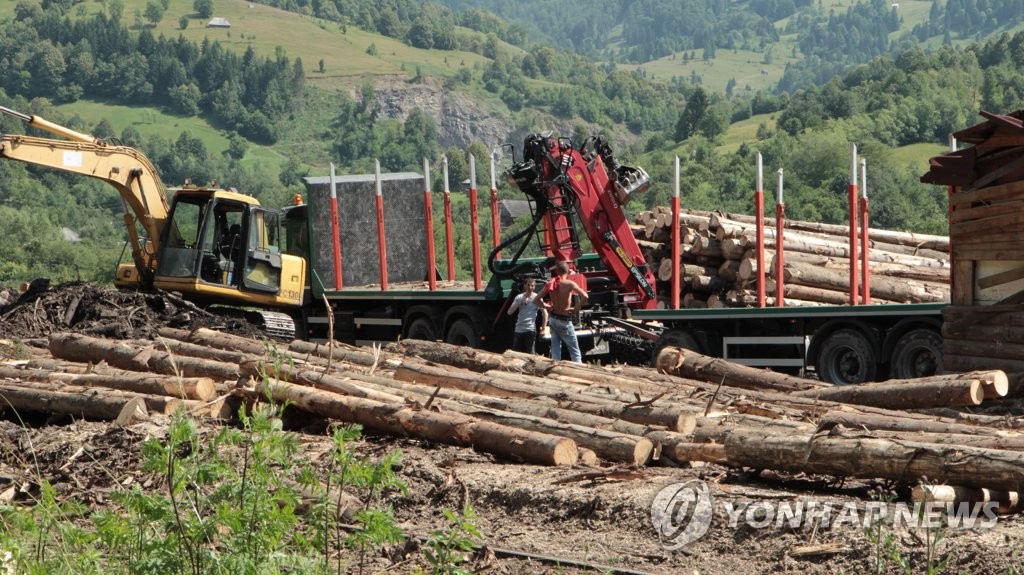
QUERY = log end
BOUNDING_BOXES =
[675,412,697,435]
[194,378,217,401]
[633,438,655,466]
[655,347,685,374]
[553,438,581,466]
[985,370,1010,398]
[967,379,985,406]
[577,447,600,467]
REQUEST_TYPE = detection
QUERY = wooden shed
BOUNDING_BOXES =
[921,109,1024,374]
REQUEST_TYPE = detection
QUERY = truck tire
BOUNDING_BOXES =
[405,316,439,342]
[816,329,877,385]
[445,318,480,348]
[889,328,942,380]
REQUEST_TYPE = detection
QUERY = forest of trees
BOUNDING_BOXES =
[2,1,305,143]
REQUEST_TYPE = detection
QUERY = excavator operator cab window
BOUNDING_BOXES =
[196,203,245,286]
[155,198,205,278]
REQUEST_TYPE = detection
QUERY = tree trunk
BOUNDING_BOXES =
[779,261,948,303]
[49,333,241,381]
[0,381,163,420]
[817,411,1006,436]
[654,346,827,393]
[722,428,1024,492]
[0,364,216,400]
[389,339,538,374]
[792,377,984,409]
[253,379,578,466]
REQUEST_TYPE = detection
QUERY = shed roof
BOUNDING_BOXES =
[921,109,1024,187]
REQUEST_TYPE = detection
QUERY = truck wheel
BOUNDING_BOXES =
[889,328,942,379]
[405,317,438,342]
[445,318,480,348]
[816,329,877,385]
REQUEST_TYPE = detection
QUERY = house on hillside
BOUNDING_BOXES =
[207,17,231,28]
[498,200,531,229]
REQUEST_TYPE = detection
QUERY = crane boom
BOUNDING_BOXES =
[0,106,170,286]
[503,134,658,309]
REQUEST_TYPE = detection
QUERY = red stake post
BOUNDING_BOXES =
[469,154,483,291]
[374,160,389,291]
[859,158,871,305]
[328,162,343,290]
[848,144,859,306]
[489,152,501,259]
[671,156,681,310]
[775,168,785,308]
[947,135,956,263]
[443,156,455,281]
[755,153,766,308]
[423,158,437,291]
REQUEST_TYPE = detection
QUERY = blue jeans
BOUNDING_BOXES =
[548,315,581,363]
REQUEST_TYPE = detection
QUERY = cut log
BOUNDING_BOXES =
[49,333,241,381]
[158,327,281,357]
[577,448,599,466]
[912,484,1020,514]
[451,405,654,465]
[817,411,1006,436]
[237,360,405,404]
[792,377,984,409]
[0,381,148,421]
[823,424,1024,452]
[254,379,578,466]
[0,365,216,400]
[778,261,948,303]
[388,339,536,373]
[288,339,382,367]
[706,210,949,251]
[654,346,827,393]
[763,250,949,283]
[722,428,1024,492]
[378,369,694,433]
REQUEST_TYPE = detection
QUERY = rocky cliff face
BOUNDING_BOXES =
[369,78,513,151]
[365,77,630,155]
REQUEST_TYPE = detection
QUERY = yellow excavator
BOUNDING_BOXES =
[0,106,305,337]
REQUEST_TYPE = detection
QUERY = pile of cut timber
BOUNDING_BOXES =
[633,208,951,308]
[4,330,1024,507]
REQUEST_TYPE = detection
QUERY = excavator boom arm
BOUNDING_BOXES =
[0,108,170,285]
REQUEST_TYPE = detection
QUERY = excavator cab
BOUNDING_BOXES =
[153,189,304,311]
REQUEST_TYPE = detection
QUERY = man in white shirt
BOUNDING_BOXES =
[507,277,547,353]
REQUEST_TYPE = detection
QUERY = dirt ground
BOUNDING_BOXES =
[3,417,1023,574]
[2,282,1024,574]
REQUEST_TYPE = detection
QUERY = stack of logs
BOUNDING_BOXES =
[3,330,1024,506]
[633,207,951,308]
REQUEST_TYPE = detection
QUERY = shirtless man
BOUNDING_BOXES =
[536,260,588,363]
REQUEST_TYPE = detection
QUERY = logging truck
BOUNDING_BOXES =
[292,135,949,386]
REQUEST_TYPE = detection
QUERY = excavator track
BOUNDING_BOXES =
[253,310,296,340]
